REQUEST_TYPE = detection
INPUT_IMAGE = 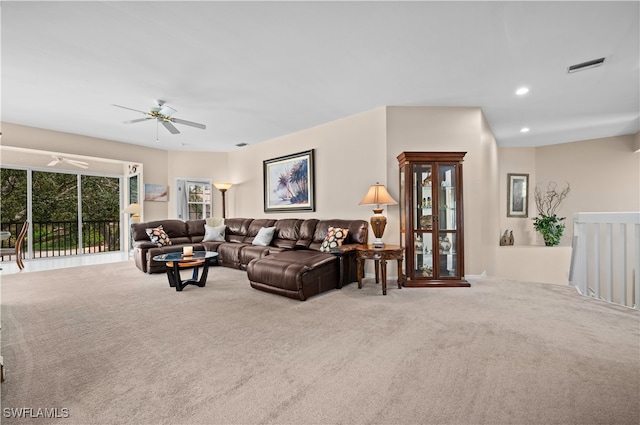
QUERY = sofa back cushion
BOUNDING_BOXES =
[296,219,319,249]
[243,219,277,244]
[187,219,206,243]
[225,218,254,243]
[272,219,303,250]
[132,220,190,244]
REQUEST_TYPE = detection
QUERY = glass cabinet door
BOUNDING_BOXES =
[412,163,433,278]
[438,164,457,277]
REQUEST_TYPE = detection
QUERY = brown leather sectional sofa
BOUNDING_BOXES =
[131,217,368,300]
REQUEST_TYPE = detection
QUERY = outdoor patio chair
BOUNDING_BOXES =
[0,221,29,270]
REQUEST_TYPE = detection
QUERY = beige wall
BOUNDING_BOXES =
[0,122,227,221]
[495,133,639,284]
[166,151,230,219]
[534,134,639,245]
[227,106,499,276]
[498,147,537,245]
[5,118,635,283]
[498,133,639,247]
[385,106,500,275]
[1,107,502,276]
[227,107,388,221]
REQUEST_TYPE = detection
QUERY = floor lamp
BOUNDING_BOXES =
[122,203,141,253]
[122,203,141,224]
[213,183,233,219]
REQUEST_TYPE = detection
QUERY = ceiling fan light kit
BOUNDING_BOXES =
[113,100,206,140]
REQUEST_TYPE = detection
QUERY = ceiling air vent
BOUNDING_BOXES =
[567,57,606,74]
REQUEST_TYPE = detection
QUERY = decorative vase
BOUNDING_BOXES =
[415,235,423,251]
[420,215,432,230]
[439,236,451,253]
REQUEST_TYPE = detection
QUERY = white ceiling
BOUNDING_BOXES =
[2,1,639,152]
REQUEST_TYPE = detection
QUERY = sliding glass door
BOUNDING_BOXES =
[81,175,120,253]
[1,167,123,260]
[32,171,79,257]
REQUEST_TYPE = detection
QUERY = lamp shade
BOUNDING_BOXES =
[213,182,233,191]
[359,183,397,207]
[122,203,141,215]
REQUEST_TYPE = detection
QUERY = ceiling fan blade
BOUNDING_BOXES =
[158,105,177,117]
[161,120,180,134]
[47,159,59,166]
[112,104,148,114]
[68,162,89,169]
[123,118,152,124]
[65,159,89,166]
[61,158,89,169]
[171,117,206,130]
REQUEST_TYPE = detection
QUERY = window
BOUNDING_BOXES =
[176,179,212,220]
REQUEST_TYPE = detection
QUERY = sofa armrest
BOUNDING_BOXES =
[329,243,361,255]
[133,240,157,249]
[328,244,360,287]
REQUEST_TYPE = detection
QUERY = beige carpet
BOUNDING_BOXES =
[1,261,638,425]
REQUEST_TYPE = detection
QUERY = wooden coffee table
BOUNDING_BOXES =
[152,251,218,291]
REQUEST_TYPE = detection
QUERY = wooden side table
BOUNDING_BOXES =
[356,244,405,295]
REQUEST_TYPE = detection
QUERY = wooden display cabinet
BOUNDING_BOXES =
[397,152,469,287]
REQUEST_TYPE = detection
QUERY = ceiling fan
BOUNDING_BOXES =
[112,99,206,135]
[47,156,89,169]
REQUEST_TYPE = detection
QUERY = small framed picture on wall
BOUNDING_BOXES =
[507,173,528,217]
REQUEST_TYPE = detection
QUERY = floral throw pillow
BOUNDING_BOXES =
[319,227,349,252]
[146,225,172,247]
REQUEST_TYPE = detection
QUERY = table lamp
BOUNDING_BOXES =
[359,182,397,248]
[213,182,233,218]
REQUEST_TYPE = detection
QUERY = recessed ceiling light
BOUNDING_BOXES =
[235,142,248,147]
[516,87,529,95]
[520,127,530,133]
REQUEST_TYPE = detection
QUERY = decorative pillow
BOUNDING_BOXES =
[145,225,172,247]
[252,226,276,246]
[203,224,226,242]
[319,227,349,252]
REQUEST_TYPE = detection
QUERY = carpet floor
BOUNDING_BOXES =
[1,260,638,425]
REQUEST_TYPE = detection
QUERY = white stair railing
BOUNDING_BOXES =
[570,212,640,309]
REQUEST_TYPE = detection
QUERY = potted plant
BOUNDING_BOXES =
[532,181,570,246]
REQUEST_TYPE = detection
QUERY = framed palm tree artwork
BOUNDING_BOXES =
[263,149,315,212]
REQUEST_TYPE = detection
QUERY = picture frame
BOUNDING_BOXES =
[263,149,315,212]
[507,173,529,217]
[144,184,168,202]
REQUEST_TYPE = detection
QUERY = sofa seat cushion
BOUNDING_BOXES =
[239,245,271,270]
[217,242,249,269]
[247,250,339,300]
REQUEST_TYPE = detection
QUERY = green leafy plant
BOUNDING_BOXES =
[533,214,565,246]
[533,181,570,246]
